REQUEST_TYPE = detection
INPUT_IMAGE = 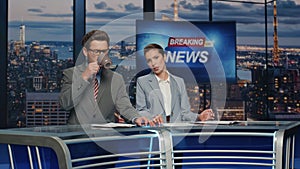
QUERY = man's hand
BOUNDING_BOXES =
[198,109,215,121]
[134,117,160,127]
[82,62,100,81]
[134,117,150,126]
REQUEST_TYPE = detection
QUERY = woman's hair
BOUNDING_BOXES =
[81,30,110,48]
[143,43,165,56]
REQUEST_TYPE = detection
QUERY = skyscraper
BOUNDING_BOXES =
[273,0,279,66]
[19,24,25,47]
[26,92,69,127]
[174,0,178,21]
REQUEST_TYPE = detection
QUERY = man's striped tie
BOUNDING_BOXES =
[94,77,99,100]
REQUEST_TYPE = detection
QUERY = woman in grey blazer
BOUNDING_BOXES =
[136,43,215,124]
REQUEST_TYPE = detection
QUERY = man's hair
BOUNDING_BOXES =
[81,30,110,48]
[143,43,165,56]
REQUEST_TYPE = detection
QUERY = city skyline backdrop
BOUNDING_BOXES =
[7,0,300,47]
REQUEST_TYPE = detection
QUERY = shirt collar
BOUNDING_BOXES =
[155,71,170,83]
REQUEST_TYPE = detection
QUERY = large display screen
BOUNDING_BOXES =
[136,20,237,84]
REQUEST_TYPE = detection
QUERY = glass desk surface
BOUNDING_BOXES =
[2,121,299,138]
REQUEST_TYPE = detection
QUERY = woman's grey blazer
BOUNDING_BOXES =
[136,72,198,122]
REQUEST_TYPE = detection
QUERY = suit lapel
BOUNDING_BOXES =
[148,73,165,111]
[96,69,108,102]
[76,63,99,114]
[97,82,105,102]
[169,75,178,112]
[148,73,158,90]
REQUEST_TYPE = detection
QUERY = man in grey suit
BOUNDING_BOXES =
[59,30,152,126]
[136,43,215,124]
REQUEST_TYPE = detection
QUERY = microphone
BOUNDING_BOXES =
[97,52,112,69]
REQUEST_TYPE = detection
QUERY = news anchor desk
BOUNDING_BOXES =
[0,121,299,169]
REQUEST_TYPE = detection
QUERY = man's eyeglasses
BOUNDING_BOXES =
[88,49,109,55]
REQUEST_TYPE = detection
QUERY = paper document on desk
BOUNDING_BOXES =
[91,123,136,128]
[161,123,195,127]
[193,121,239,125]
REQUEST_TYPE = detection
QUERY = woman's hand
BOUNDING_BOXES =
[151,114,164,125]
[198,109,215,121]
